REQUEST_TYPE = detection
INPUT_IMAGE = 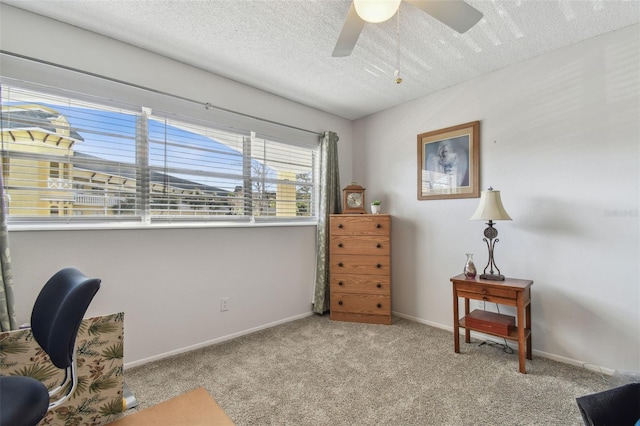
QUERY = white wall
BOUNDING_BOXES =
[0,4,353,366]
[354,24,640,372]
[9,226,317,366]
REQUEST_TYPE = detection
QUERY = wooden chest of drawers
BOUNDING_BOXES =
[329,214,391,325]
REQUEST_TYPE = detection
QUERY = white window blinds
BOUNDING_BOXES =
[0,81,319,225]
[148,113,248,220]
[1,85,139,221]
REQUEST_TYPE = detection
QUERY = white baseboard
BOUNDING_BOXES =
[124,311,313,369]
[392,311,614,376]
[126,310,615,376]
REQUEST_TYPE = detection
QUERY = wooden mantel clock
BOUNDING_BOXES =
[342,183,366,214]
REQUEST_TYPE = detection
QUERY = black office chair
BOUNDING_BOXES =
[0,267,101,426]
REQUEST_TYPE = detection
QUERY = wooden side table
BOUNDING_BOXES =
[451,274,533,373]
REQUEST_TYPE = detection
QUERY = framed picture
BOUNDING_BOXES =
[417,121,480,200]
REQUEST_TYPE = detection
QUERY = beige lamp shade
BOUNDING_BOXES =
[354,0,401,23]
[470,188,512,221]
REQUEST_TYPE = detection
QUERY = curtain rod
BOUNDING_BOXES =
[0,50,323,137]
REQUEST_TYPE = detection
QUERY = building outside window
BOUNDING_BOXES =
[0,83,318,226]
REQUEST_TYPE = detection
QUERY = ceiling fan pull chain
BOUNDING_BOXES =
[394,6,403,84]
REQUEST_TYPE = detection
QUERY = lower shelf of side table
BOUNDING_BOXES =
[459,317,531,341]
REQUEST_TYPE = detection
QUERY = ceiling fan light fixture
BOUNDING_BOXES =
[354,0,401,23]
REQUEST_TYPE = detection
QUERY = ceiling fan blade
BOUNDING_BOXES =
[405,0,483,34]
[332,2,366,57]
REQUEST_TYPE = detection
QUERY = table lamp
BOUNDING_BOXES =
[470,187,512,281]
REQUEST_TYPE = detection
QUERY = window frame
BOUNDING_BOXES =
[1,79,320,230]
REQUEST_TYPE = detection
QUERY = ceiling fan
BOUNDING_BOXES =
[332,0,484,57]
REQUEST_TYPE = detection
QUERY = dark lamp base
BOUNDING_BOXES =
[480,273,505,281]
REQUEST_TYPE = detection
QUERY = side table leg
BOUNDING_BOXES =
[526,303,532,360]
[453,285,460,353]
[517,293,526,373]
[464,298,471,343]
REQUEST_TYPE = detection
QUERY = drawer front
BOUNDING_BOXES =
[455,281,517,300]
[331,235,390,255]
[331,293,390,316]
[330,254,390,275]
[331,274,390,295]
[458,291,517,307]
[330,215,390,236]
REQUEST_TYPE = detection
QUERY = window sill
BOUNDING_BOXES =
[8,219,318,232]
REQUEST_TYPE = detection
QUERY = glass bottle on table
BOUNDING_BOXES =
[464,253,477,279]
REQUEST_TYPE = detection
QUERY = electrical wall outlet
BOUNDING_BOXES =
[220,298,229,311]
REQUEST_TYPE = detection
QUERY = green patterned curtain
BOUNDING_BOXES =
[313,131,341,314]
[0,168,16,331]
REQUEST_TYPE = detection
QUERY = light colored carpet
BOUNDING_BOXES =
[121,315,607,425]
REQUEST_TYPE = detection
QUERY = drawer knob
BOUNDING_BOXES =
[376,263,382,268]
[338,281,344,286]
[376,243,381,248]
[376,283,382,288]
[376,224,381,228]
[482,296,488,301]
[481,288,488,294]
[377,303,382,308]
[338,224,343,228]
[338,243,343,247]
[338,262,344,267]
[338,300,343,306]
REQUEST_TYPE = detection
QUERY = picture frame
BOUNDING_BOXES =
[417,121,480,200]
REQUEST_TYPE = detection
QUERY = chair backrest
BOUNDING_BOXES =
[31,267,101,369]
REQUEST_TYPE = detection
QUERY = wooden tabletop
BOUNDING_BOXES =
[450,274,533,290]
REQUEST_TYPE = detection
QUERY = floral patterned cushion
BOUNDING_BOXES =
[0,312,124,426]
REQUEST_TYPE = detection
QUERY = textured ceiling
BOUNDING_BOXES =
[3,0,640,120]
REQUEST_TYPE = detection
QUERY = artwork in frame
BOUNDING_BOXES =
[417,121,480,200]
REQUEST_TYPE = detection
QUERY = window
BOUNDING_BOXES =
[0,82,319,226]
